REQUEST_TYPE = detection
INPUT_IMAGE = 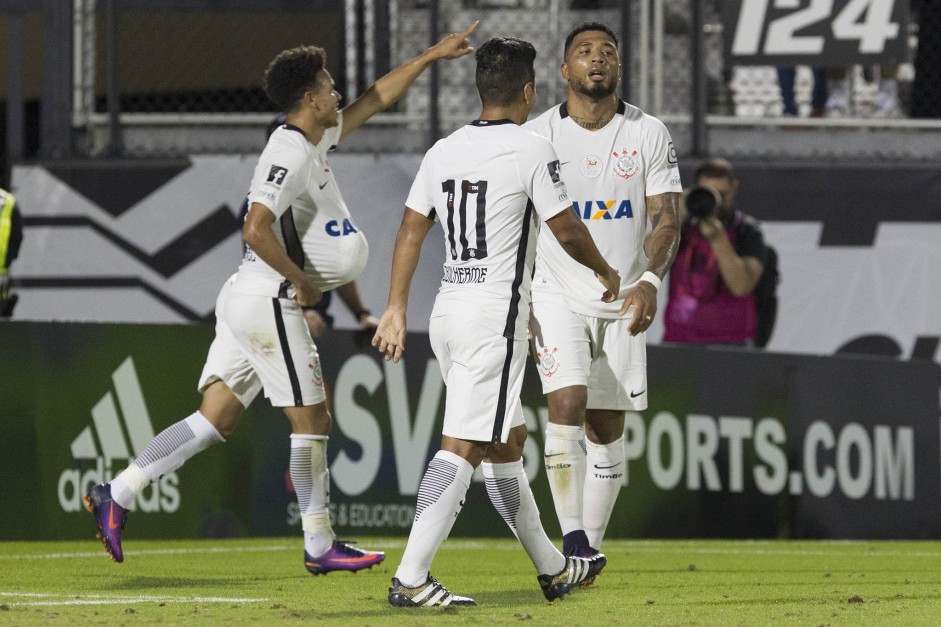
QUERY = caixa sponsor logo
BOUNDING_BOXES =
[325,218,360,237]
[621,411,914,501]
[572,200,633,220]
[57,357,180,513]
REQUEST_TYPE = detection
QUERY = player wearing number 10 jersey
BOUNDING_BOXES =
[523,22,682,564]
[373,37,618,606]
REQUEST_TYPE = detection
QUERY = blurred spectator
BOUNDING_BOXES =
[777,66,827,117]
[663,158,767,345]
[826,66,905,117]
[872,65,903,117]
[825,67,851,116]
[0,187,24,318]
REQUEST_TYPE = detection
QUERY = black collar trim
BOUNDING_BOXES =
[559,100,626,119]
[282,123,307,139]
[470,119,515,126]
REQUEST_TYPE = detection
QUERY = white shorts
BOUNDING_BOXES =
[429,314,526,444]
[198,277,326,408]
[530,302,647,411]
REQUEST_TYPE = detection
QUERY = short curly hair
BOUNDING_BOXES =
[263,45,327,112]
[563,22,619,60]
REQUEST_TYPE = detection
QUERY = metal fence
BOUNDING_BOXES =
[3,0,940,168]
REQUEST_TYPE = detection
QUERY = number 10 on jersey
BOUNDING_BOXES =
[723,0,909,65]
[442,179,489,262]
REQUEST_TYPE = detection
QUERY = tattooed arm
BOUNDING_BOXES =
[620,191,681,335]
[644,191,682,281]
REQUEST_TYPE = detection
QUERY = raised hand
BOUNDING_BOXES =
[429,21,479,60]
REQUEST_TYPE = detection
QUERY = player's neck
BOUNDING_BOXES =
[478,105,525,126]
[565,91,619,130]
[285,113,326,146]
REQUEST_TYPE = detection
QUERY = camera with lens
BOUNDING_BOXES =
[684,185,722,221]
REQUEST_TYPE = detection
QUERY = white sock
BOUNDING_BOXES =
[395,450,473,587]
[584,436,626,549]
[110,411,224,509]
[543,423,586,536]
[483,460,565,576]
[291,435,334,557]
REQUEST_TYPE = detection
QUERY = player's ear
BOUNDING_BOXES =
[302,89,317,111]
[560,61,569,81]
[523,82,536,105]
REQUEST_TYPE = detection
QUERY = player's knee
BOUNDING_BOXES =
[585,411,625,444]
[487,430,526,464]
[548,387,588,426]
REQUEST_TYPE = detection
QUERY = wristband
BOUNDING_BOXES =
[353,308,372,320]
[639,271,661,291]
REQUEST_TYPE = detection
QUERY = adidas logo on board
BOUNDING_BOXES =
[57,357,180,513]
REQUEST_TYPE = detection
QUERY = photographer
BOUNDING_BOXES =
[663,158,767,345]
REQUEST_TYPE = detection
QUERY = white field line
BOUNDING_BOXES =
[0,544,294,560]
[3,540,939,561]
[0,592,267,607]
[623,544,941,559]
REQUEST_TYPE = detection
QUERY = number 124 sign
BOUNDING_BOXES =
[722,0,910,65]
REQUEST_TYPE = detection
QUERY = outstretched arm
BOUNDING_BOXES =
[372,208,435,362]
[620,191,680,334]
[341,21,478,139]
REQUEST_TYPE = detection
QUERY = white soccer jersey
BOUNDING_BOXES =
[406,119,571,340]
[236,113,368,296]
[525,100,682,318]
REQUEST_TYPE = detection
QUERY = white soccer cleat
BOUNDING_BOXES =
[388,575,476,607]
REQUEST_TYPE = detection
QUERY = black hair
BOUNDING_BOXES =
[263,45,327,112]
[563,22,619,59]
[475,37,537,107]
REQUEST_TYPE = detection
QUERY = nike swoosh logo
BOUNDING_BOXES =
[319,181,329,189]
[594,462,622,470]
[630,389,646,398]
[544,452,565,458]
[560,161,571,166]
[108,505,120,530]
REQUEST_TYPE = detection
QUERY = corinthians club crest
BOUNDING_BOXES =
[536,346,560,378]
[613,148,639,180]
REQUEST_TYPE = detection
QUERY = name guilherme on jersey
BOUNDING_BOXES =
[442,266,488,284]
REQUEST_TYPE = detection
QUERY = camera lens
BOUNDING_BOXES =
[685,186,720,220]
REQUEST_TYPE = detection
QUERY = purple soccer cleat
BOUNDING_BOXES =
[304,540,385,575]
[84,483,128,563]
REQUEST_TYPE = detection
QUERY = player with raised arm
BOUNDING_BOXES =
[372,36,619,607]
[524,22,682,570]
[83,24,478,575]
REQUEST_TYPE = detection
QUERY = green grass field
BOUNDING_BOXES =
[2,537,940,625]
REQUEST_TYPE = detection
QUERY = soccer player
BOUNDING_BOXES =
[372,36,619,607]
[83,24,479,574]
[524,22,682,563]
